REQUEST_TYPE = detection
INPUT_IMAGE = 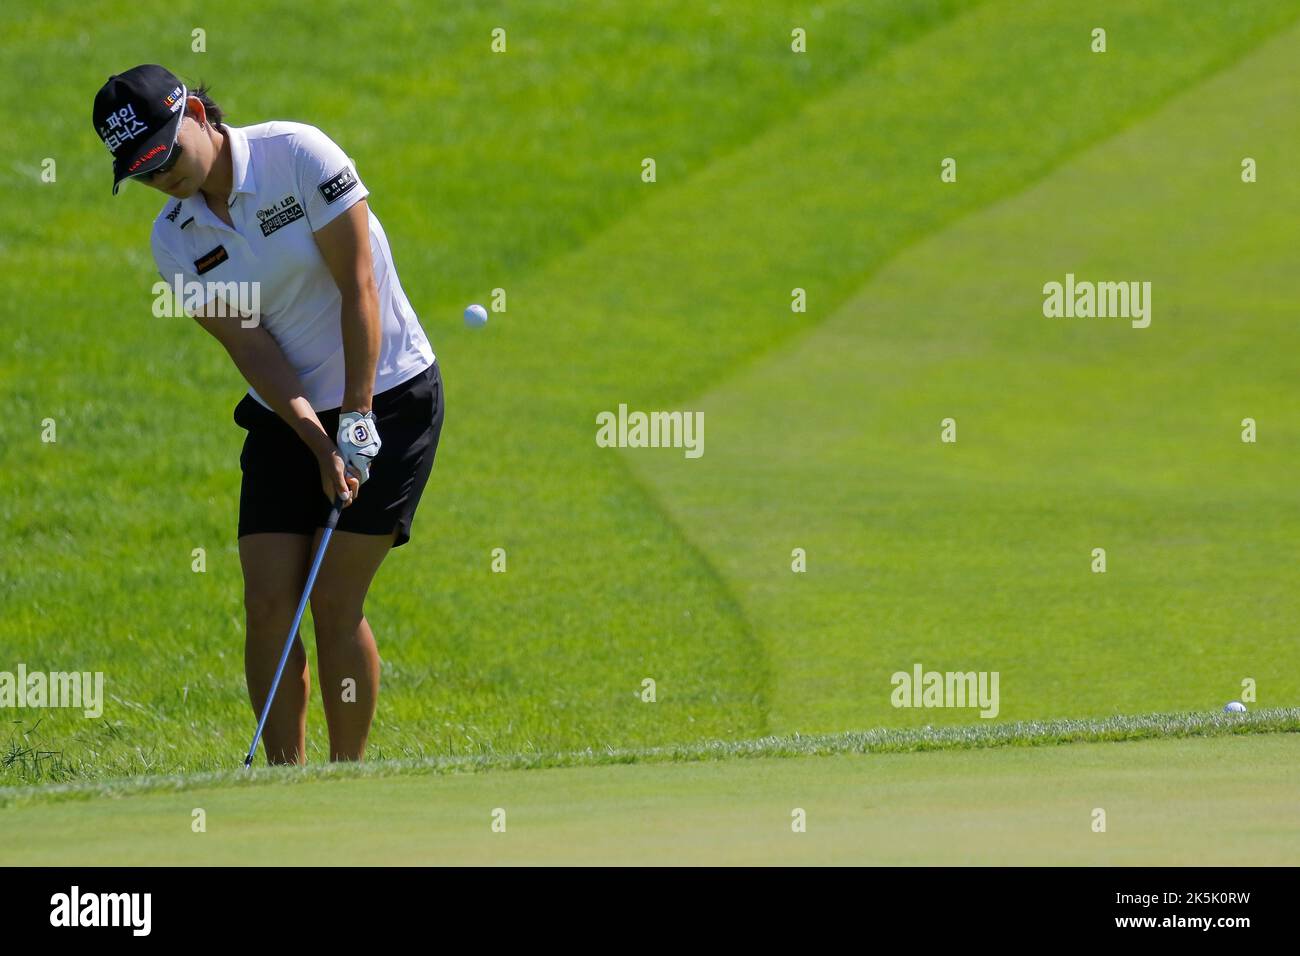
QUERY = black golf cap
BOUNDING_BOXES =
[93,65,188,194]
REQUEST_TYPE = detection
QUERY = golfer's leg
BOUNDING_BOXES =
[239,533,313,764]
[309,529,394,761]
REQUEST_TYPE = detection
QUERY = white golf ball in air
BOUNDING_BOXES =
[1224,701,1246,713]
[464,304,488,328]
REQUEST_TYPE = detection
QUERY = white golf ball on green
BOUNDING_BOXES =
[464,303,488,328]
[1224,701,1246,713]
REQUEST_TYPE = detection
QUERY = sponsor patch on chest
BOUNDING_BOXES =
[194,245,229,275]
[257,194,305,237]
[318,167,358,204]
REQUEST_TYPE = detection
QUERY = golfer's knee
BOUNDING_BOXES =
[309,592,364,638]
[244,587,301,634]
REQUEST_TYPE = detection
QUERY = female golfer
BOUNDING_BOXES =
[93,65,444,764]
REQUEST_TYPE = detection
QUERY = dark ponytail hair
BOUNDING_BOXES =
[191,83,224,126]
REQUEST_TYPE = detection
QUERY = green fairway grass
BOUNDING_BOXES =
[2,0,1297,791]
[633,13,1300,731]
[3,0,983,783]
[3,708,1292,808]
[2,730,1295,865]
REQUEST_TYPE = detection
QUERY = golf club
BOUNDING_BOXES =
[242,494,346,768]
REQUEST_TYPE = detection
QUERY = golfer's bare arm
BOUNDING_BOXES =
[190,307,335,461]
[312,200,380,415]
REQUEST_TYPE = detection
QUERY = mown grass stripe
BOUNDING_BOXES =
[3,708,1293,809]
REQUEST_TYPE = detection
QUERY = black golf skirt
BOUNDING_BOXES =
[233,362,444,548]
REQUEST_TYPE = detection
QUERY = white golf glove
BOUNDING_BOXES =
[337,411,382,484]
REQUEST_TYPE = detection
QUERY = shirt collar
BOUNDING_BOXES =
[224,124,256,203]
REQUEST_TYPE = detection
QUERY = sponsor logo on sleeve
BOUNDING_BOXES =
[165,200,183,223]
[194,245,229,275]
[318,166,358,204]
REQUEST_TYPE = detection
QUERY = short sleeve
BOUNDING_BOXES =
[291,125,370,231]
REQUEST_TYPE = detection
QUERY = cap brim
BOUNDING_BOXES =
[110,109,183,195]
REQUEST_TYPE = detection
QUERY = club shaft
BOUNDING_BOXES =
[243,498,345,767]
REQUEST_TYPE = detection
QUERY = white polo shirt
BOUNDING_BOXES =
[150,121,434,411]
